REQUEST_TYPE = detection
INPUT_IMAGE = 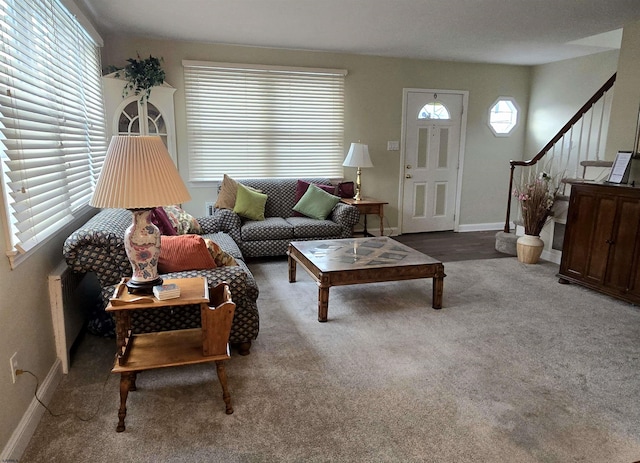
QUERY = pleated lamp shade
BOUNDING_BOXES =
[90,136,191,208]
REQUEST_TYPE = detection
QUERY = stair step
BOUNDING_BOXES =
[560,177,592,184]
[580,160,613,168]
[495,231,517,256]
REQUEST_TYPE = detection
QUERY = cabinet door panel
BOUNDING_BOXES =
[562,192,597,278]
[626,244,640,298]
[605,198,640,292]
[584,196,616,283]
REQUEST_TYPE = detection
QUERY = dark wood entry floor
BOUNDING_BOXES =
[393,230,511,263]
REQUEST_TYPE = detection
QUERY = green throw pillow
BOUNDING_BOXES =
[233,183,268,221]
[293,183,340,220]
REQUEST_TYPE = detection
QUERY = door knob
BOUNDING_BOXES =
[405,174,412,178]
[406,165,412,169]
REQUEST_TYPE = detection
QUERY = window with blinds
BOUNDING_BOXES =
[183,61,346,181]
[0,0,107,267]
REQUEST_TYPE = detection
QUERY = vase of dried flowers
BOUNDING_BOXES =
[513,172,558,264]
[516,234,544,264]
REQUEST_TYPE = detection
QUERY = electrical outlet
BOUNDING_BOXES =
[205,202,215,217]
[10,352,18,384]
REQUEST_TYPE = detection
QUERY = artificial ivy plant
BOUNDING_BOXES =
[114,54,166,100]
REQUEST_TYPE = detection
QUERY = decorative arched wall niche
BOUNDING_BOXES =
[102,73,178,163]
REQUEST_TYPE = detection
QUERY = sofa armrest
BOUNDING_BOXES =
[212,208,243,242]
[196,216,222,234]
[63,208,131,287]
[330,202,360,234]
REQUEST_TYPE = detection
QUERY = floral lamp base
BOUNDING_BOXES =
[124,209,163,294]
[516,234,544,264]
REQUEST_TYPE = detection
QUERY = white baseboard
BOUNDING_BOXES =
[378,223,508,235]
[382,227,399,237]
[457,222,508,232]
[0,359,62,462]
[353,227,400,237]
[542,248,562,265]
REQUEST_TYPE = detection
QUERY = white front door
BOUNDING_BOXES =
[400,90,466,233]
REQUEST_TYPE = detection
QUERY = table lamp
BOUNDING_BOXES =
[90,136,191,294]
[343,142,373,201]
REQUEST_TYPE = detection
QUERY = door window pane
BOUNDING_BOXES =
[418,102,450,120]
[414,183,426,218]
[417,128,429,168]
[435,183,447,216]
[438,128,449,168]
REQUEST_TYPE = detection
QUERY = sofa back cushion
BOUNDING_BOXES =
[233,178,333,219]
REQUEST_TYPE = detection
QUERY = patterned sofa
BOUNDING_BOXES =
[213,178,360,258]
[63,208,259,355]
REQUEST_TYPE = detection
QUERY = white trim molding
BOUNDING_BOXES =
[0,360,62,462]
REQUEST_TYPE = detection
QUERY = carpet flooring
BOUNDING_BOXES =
[20,257,640,462]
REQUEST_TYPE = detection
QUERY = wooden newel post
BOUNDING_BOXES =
[504,163,516,233]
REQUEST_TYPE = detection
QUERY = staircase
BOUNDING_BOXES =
[496,74,616,261]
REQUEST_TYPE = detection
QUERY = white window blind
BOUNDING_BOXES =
[0,0,107,265]
[183,61,346,180]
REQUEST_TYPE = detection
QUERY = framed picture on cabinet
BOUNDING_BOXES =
[606,150,633,184]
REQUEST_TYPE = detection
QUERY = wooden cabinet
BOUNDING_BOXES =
[559,182,640,303]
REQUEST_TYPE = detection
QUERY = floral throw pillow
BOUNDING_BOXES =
[203,238,238,267]
[163,205,203,235]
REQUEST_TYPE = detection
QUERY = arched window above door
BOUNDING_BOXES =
[418,102,450,120]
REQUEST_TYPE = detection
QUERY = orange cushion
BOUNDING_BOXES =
[158,234,217,273]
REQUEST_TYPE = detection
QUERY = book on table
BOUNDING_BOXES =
[153,283,181,300]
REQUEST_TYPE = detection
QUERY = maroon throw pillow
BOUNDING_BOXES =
[337,181,355,198]
[292,180,336,217]
[150,207,177,235]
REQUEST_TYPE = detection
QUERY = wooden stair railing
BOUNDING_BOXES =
[503,73,617,233]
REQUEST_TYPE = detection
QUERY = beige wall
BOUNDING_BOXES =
[525,50,620,157]
[102,36,531,230]
[606,20,640,182]
[0,211,94,451]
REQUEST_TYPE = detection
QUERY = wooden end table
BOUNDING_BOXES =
[340,197,388,237]
[106,277,235,432]
[288,237,445,322]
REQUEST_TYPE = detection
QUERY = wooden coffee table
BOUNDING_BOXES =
[287,237,445,322]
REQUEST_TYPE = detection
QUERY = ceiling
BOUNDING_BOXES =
[78,0,640,66]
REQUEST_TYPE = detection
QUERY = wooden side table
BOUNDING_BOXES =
[340,197,388,237]
[106,277,235,432]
